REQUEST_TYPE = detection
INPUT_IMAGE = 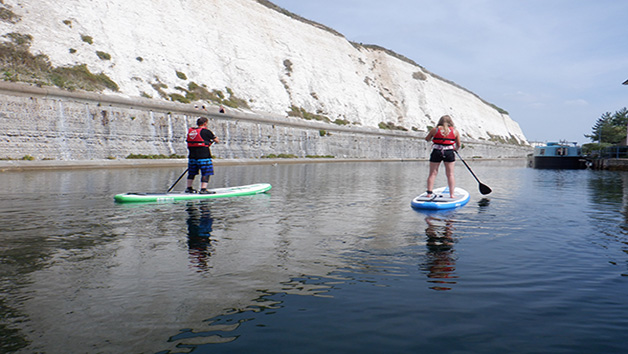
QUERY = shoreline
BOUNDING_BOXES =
[0,158,418,172]
[0,157,526,172]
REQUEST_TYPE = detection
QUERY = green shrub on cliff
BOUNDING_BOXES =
[168,93,190,104]
[306,155,335,158]
[151,81,168,98]
[222,95,249,109]
[176,71,187,80]
[487,133,523,145]
[0,7,20,24]
[51,64,119,91]
[187,82,218,101]
[0,33,119,92]
[81,34,93,44]
[96,51,111,60]
[287,106,330,123]
[0,155,36,160]
[186,83,250,109]
[126,153,185,159]
[221,87,250,109]
[378,121,408,131]
[262,153,298,159]
[4,32,32,46]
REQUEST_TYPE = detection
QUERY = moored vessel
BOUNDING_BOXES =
[527,142,586,169]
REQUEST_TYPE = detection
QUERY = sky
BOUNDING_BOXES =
[270,0,628,144]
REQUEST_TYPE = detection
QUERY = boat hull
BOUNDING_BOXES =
[528,156,586,169]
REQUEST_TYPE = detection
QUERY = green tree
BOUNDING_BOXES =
[585,108,628,144]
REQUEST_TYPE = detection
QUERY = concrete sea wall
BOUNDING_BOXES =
[0,82,531,162]
[590,158,628,171]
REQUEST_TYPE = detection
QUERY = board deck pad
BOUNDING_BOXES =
[414,194,461,202]
[114,183,271,203]
[411,187,470,210]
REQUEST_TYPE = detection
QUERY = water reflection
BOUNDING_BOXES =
[161,276,335,353]
[186,202,214,272]
[163,294,276,352]
[477,197,491,208]
[8,162,628,353]
[420,212,458,291]
[586,171,628,276]
[586,172,624,205]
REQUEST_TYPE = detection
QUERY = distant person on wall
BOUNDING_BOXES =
[219,105,225,114]
[425,115,461,198]
[186,117,220,194]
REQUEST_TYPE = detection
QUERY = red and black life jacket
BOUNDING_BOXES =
[432,127,456,145]
[186,127,211,148]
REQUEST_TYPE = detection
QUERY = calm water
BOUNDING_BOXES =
[1,160,627,353]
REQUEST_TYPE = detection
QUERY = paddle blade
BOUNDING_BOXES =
[479,183,492,195]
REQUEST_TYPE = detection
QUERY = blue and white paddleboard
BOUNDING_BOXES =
[411,187,470,210]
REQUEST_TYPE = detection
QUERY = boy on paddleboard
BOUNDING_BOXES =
[186,117,220,194]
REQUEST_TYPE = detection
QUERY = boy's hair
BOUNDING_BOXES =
[196,117,208,126]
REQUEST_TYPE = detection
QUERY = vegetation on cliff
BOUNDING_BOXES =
[0,32,119,92]
[0,0,525,144]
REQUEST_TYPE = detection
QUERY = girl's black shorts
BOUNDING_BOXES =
[429,149,455,163]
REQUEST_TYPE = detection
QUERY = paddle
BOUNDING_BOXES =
[454,150,492,195]
[167,168,188,193]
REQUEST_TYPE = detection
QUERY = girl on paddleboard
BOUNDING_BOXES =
[425,115,461,198]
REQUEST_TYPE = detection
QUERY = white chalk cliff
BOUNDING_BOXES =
[0,0,527,143]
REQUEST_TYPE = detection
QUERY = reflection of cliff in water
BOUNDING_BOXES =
[161,274,337,351]
[420,214,458,291]
[186,202,214,272]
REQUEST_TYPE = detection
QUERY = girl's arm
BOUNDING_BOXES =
[425,127,436,142]
[454,129,461,150]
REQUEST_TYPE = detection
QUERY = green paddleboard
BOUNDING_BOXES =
[114,183,272,203]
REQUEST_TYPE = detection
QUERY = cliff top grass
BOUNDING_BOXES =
[256,0,344,37]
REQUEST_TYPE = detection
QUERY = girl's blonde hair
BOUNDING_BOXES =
[437,115,454,134]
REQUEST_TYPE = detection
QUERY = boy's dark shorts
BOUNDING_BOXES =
[188,158,214,176]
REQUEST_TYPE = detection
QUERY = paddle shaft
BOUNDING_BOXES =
[167,168,188,193]
[454,150,492,195]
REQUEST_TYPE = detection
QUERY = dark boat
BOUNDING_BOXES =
[527,141,586,169]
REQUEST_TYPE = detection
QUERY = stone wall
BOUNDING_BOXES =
[0,82,531,161]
